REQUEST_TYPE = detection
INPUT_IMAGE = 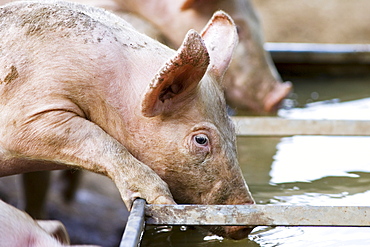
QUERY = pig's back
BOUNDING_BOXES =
[0,0,172,68]
[0,1,128,105]
[0,0,134,36]
[0,0,172,108]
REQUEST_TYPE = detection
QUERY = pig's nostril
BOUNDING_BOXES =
[225,225,254,240]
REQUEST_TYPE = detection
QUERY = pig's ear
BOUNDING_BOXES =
[200,11,238,79]
[141,30,209,117]
[180,0,211,10]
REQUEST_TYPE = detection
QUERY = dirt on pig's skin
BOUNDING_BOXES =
[0,171,129,247]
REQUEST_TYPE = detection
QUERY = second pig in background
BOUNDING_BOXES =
[114,0,293,113]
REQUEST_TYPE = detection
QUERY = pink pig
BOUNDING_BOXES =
[0,0,254,240]
[114,0,293,113]
[0,199,99,247]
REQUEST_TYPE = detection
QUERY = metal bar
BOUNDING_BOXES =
[232,117,370,136]
[145,205,370,227]
[120,199,146,247]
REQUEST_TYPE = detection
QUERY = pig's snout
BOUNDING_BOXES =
[208,218,254,240]
[264,80,293,112]
[222,201,255,240]
[201,179,255,239]
[224,225,254,240]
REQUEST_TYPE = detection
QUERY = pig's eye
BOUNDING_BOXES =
[194,134,209,146]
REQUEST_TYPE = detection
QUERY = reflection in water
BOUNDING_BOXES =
[254,226,370,247]
[142,225,260,247]
[270,136,370,184]
[142,77,370,246]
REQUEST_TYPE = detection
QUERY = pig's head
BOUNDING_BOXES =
[132,11,255,240]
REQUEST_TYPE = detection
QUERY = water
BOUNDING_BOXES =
[142,136,370,246]
[141,75,370,246]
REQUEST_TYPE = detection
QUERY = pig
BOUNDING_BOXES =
[0,0,280,220]
[0,0,254,240]
[114,0,293,113]
[0,199,100,247]
[0,0,164,220]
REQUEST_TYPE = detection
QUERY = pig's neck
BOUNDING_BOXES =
[93,54,172,148]
[77,23,176,148]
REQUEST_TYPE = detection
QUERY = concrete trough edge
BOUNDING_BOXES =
[265,42,370,64]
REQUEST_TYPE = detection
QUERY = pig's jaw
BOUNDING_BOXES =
[199,177,255,240]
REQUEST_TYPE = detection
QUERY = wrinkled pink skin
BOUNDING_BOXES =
[0,1,254,240]
[114,0,292,113]
[0,199,99,247]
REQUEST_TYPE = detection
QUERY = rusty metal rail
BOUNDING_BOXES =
[145,204,370,227]
[232,117,370,136]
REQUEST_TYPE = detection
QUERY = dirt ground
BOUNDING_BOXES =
[252,0,370,44]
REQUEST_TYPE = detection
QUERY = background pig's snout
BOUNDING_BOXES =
[264,80,293,112]
[225,225,255,240]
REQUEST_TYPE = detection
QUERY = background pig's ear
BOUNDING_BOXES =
[180,0,196,10]
[200,11,238,80]
[180,0,211,10]
[141,30,210,117]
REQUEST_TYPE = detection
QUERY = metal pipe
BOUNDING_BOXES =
[119,199,146,247]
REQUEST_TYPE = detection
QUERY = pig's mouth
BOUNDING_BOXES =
[196,181,255,240]
[201,225,254,240]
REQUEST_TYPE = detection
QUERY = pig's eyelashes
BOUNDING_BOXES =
[236,25,241,35]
